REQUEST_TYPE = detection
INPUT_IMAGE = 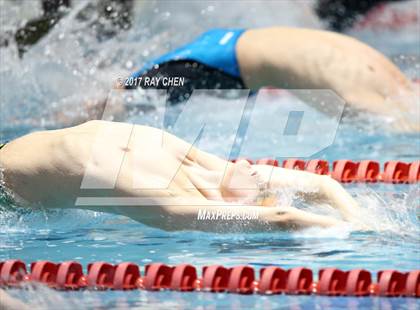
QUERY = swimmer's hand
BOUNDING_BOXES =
[261,206,346,230]
[253,165,364,224]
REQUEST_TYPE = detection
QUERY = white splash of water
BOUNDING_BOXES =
[291,184,419,239]
[352,185,419,236]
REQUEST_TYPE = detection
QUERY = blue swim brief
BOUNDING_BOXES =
[131,28,246,79]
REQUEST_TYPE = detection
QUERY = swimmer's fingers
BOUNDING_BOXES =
[389,115,420,133]
[265,206,344,229]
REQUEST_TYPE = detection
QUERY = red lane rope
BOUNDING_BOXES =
[0,260,419,297]
[231,159,420,184]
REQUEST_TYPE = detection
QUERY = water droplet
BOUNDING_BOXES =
[125,60,133,69]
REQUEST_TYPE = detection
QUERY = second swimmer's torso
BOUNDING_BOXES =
[127,29,247,103]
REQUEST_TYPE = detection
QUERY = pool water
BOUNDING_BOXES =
[0,0,419,309]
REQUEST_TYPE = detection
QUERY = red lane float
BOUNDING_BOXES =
[87,262,115,290]
[113,262,141,290]
[201,265,230,292]
[408,161,420,183]
[356,161,380,183]
[383,161,409,183]
[227,265,255,294]
[285,267,313,295]
[0,260,418,298]
[256,158,279,166]
[282,159,305,170]
[170,264,197,291]
[30,261,58,287]
[345,269,372,296]
[375,270,408,297]
[405,270,420,297]
[230,158,419,183]
[305,159,329,175]
[0,260,27,286]
[317,268,347,296]
[143,263,173,291]
[332,160,358,182]
[258,266,287,294]
[56,261,86,290]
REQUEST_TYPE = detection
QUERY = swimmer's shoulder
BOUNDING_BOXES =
[75,120,154,132]
[71,120,166,146]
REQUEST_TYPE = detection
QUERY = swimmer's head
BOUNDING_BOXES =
[220,160,259,202]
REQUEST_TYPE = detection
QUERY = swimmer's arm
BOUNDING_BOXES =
[253,165,361,222]
[171,201,344,230]
[237,28,418,132]
[112,198,343,231]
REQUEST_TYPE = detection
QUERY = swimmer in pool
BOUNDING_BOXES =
[0,120,365,232]
[315,0,411,31]
[124,27,418,131]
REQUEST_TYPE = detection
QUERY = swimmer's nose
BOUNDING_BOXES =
[235,159,252,169]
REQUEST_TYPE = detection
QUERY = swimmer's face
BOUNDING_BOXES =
[221,160,259,202]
